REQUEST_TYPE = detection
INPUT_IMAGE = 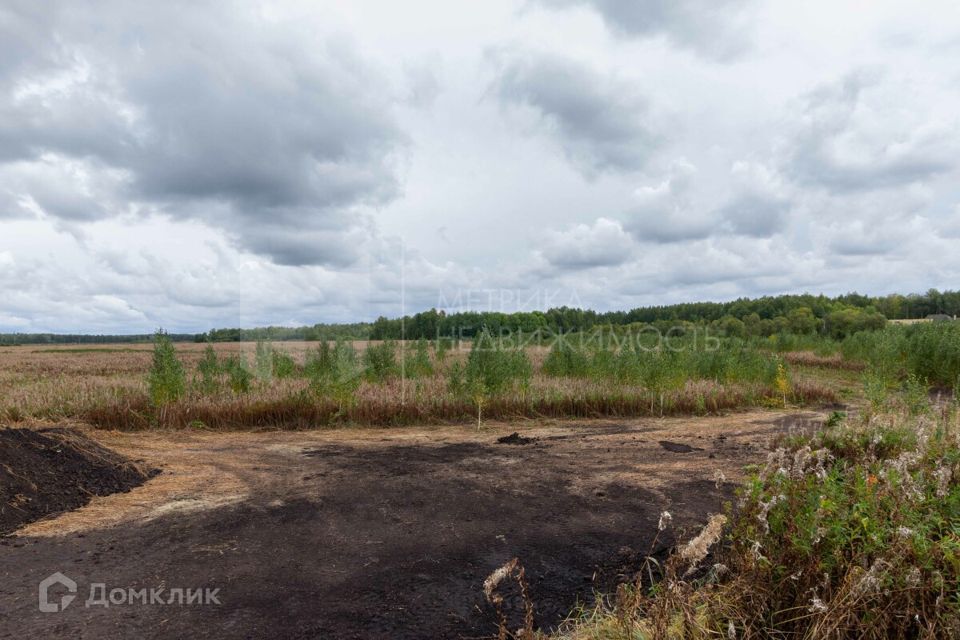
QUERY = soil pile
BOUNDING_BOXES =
[0,427,157,535]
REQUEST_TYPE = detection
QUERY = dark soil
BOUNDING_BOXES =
[0,428,156,536]
[496,432,535,445]
[0,417,785,640]
[658,440,703,453]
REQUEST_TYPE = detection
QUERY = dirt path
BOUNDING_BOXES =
[0,410,825,639]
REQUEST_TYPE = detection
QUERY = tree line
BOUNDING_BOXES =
[1,289,956,346]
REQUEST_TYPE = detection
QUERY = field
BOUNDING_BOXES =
[2,324,960,638]
[0,335,842,430]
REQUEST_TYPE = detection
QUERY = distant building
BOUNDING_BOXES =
[927,314,956,322]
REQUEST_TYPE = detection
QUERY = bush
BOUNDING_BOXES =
[254,340,273,384]
[542,339,590,377]
[308,340,361,412]
[271,350,297,379]
[449,329,532,426]
[363,341,399,382]
[557,405,960,639]
[148,330,185,406]
[407,338,433,378]
[196,342,220,394]
[223,354,252,394]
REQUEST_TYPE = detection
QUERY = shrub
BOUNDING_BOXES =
[254,340,273,384]
[363,341,399,382]
[223,354,252,394]
[450,330,532,426]
[308,340,361,413]
[542,339,590,377]
[148,330,185,406]
[407,338,433,378]
[196,342,220,394]
[556,405,960,639]
[271,350,297,379]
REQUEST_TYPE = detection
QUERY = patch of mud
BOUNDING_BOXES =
[0,428,157,536]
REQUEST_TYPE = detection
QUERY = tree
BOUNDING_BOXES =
[787,307,818,335]
[149,330,185,406]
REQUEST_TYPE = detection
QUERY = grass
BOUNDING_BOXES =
[551,392,960,640]
[0,332,841,429]
[10,322,956,431]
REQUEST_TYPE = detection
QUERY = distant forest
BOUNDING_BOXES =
[1,289,958,345]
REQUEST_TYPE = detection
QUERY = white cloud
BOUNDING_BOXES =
[1,0,960,332]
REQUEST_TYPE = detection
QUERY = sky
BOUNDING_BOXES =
[1,0,960,333]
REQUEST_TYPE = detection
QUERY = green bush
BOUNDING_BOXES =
[271,349,297,379]
[148,330,185,406]
[254,340,273,384]
[196,342,220,394]
[542,339,590,377]
[308,340,361,412]
[363,341,399,382]
[223,354,252,394]
[407,338,433,378]
[449,329,532,425]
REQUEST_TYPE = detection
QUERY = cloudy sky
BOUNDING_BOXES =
[2,1,960,333]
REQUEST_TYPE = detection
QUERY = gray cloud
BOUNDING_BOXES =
[0,1,407,265]
[785,70,959,192]
[491,50,657,176]
[623,161,715,242]
[718,193,789,238]
[540,217,634,269]
[535,0,756,60]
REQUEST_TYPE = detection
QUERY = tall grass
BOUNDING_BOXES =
[843,323,960,389]
[554,400,960,639]
[1,335,843,429]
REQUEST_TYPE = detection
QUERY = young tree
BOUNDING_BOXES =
[149,330,185,406]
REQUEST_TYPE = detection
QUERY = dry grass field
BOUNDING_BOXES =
[0,340,839,431]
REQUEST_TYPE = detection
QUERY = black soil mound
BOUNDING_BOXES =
[0,427,157,535]
[497,432,535,445]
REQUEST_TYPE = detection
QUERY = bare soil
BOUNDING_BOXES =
[0,428,156,535]
[0,410,826,639]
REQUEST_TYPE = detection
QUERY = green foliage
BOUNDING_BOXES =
[843,322,960,388]
[542,339,591,377]
[254,340,273,384]
[435,336,452,363]
[449,330,532,425]
[407,338,434,378]
[148,330,185,406]
[196,342,221,394]
[363,341,399,382]
[307,340,361,411]
[540,336,783,394]
[223,354,252,394]
[271,349,297,379]
[719,409,960,635]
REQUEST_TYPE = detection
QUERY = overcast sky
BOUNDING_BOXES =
[2,1,960,333]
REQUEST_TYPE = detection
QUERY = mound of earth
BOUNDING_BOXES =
[0,427,157,535]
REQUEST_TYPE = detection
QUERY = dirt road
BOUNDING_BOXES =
[0,410,824,639]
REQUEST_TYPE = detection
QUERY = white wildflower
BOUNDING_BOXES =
[658,511,673,531]
[680,514,727,571]
[808,597,828,613]
[934,466,952,498]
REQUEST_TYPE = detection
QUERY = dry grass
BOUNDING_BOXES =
[784,350,866,372]
[0,342,838,430]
